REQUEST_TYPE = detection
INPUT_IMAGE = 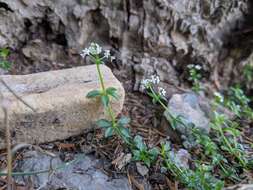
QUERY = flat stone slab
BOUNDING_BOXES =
[14,152,131,190]
[0,65,125,148]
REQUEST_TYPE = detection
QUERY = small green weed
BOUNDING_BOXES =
[160,141,224,190]
[132,135,159,167]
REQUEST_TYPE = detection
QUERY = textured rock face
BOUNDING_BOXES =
[0,65,125,148]
[0,0,250,91]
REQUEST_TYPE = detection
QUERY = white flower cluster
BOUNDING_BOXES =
[151,75,160,84]
[80,43,113,60]
[141,75,160,88]
[141,75,166,97]
[187,64,202,70]
[81,43,102,57]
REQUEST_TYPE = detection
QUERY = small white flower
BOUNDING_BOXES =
[151,75,160,84]
[158,87,166,97]
[89,42,102,55]
[195,65,201,70]
[187,64,194,69]
[104,50,110,58]
[141,79,151,87]
[214,92,224,103]
[80,48,90,58]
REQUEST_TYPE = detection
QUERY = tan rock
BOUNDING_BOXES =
[0,65,125,149]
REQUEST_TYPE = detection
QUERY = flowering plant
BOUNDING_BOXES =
[81,43,131,143]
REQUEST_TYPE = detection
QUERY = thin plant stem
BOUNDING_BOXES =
[95,59,131,145]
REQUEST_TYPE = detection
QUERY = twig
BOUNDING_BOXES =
[0,78,36,112]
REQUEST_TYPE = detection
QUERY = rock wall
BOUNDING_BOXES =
[0,0,251,92]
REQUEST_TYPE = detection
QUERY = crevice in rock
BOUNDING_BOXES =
[24,18,32,29]
[0,1,13,12]
[53,33,68,46]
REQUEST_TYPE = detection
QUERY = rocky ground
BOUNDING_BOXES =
[0,0,253,189]
[0,60,252,189]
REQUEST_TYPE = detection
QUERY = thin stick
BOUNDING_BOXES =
[0,78,36,112]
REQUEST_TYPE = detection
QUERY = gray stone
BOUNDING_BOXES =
[136,162,149,177]
[14,151,131,190]
[0,65,125,148]
[166,93,210,135]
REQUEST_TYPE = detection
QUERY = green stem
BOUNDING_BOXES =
[149,86,167,110]
[218,126,246,167]
[96,60,106,92]
[148,85,188,128]
[95,59,131,146]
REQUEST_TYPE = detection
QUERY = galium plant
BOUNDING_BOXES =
[160,141,224,190]
[191,127,242,182]
[213,92,251,168]
[81,43,131,144]
[214,87,253,119]
[210,112,248,168]
[141,75,185,129]
[187,64,203,93]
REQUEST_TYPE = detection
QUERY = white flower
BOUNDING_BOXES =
[80,48,90,58]
[141,79,151,87]
[80,43,103,58]
[187,64,194,69]
[195,65,201,70]
[104,50,110,58]
[89,42,102,55]
[151,75,160,84]
[214,92,224,103]
[158,87,166,97]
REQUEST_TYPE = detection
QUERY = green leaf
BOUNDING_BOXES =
[106,87,117,94]
[101,95,109,107]
[118,116,130,127]
[149,147,159,159]
[143,158,151,167]
[119,126,131,138]
[0,61,11,70]
[105,127,114,138]
[161,141,170,153]
[106,87,119,100]
[86,90,101,98]
[96,119,112,128]
[134,135,146,151]
[223,127,240,137]
[132,150,141,160]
